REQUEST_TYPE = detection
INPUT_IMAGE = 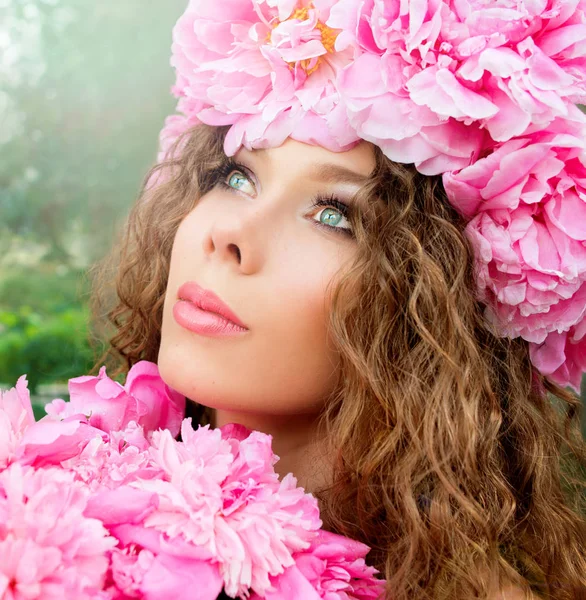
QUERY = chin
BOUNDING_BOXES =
[156,344,180,394]
[157,341,239,410]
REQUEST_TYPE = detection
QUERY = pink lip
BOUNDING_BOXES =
[173,281,248,337]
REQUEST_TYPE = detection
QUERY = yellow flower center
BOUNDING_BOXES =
[267,5,339,75]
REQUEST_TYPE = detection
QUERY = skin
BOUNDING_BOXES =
[158,137,376,490]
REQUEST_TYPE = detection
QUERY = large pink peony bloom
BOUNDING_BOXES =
[250,529,385,599]
[43,360,185,438]
[530,327,586,391]
[162,0,361,160]
[15,362,184,469]
[334,0,586,174]
[105,524,223,600]
[0,376,35,469]
[134,420,322,598]
[443,121,586,390]
[0,463,117,600]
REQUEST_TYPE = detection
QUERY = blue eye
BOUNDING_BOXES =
[311,196,353,237]
[318,207,344,227]
[225,170,255,195]
[228,172,246,189]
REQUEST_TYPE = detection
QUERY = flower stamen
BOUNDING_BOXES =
[266,4,339,75]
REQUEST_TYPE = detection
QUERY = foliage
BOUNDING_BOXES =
[0,306,93,394]
[0,266,90,314]
[0,265,94,394]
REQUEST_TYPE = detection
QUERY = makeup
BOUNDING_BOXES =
[173,281,249,337]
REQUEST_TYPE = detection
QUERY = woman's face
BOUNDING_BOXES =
[158,137,375,418]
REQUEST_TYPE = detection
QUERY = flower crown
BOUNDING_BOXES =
[158,0,586,392]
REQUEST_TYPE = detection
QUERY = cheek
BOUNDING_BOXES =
[253,255,342,408]
[158,212,205,390]
[168,209,206,267]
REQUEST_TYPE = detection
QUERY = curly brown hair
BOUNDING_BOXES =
[90,124,586,600]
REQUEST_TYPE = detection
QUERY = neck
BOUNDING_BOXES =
[210,408,331,494]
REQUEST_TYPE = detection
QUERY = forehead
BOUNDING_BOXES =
[237,138,376,181]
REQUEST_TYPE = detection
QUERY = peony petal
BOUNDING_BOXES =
[17,418,106,467]
[141,554,223,600]
[544,189,586,241]
[258,565,321,600]
[85,487,159,526]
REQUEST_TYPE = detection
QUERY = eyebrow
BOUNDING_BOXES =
[237,150,374,204]
[308,163,371,187]
[245,148,371,187]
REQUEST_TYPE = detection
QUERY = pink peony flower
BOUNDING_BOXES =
[17,413,106,468]
[13,361,183,470]
[218,460,322,596]
[86,490,222,598]
[443,122,586,390]
[43,361,185,438]
[108,546,156,599]
[0,376,35,469]
[135,420,322,598]
[105,523,222,600]
[0,463,117,600]
[61,423,162,492]
[334,0,586,174]
[121,361,185,437]
[163,0,360,160]
[530,327,586,391]
[0,366,387,600]
[250,529,385,600]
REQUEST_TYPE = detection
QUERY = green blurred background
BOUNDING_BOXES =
[0,1,585,436]
[0,0,185,417]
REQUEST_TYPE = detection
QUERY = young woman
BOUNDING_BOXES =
[92,1,586,599]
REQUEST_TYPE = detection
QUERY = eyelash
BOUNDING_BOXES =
[212,159,354,237]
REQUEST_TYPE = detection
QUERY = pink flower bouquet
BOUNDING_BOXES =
[0,362,385,600]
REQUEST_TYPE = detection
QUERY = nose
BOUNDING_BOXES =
[202,198,283,274]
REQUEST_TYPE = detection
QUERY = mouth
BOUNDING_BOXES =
[175,281,248,330]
